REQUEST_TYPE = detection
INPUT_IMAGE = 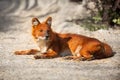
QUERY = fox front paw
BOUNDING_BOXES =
[14,51,23,55]
[63,56,86,61]
[34,53,47,59]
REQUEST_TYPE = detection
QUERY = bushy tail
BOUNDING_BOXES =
[103,43,114,58]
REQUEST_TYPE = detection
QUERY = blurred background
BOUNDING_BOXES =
[0,0,119,32]
[0,0,120,80]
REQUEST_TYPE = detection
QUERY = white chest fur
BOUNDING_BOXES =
[36,39,48,53]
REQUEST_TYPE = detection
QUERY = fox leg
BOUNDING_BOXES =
[63,56,85,61]
[63,50,92,61]
[63,52,85,61]
[34,49,58,59]
[80,49,95,61]
[79,44,103,60]
[14,49,39,55]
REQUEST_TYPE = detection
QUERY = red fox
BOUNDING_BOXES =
[15,17,113,60]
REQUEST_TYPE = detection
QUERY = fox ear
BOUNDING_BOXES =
[45,17,52,26]
[32,18,40,26]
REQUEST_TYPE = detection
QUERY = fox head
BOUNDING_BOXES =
[32,17,54,42]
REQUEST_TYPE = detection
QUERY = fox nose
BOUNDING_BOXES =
[45,36,49,40]
[45,31,50,40]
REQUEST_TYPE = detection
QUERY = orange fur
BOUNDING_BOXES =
[14,17,114,60]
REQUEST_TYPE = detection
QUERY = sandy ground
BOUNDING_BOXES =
[0,0,120,80]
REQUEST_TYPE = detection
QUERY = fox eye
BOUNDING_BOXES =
[39,30,43,32]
